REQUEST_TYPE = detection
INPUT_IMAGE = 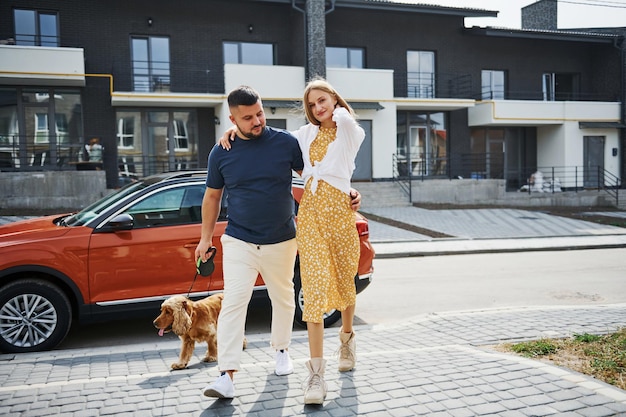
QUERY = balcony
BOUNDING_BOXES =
[468,100,621,127]
[399,71,618,103]
[0,45,85,86]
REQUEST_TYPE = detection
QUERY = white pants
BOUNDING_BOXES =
[217,234,297,372]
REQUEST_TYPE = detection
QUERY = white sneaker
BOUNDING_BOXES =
[202,373,234,399]
[275,349,294,376]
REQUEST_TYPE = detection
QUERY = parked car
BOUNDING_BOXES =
[0,171,375,353]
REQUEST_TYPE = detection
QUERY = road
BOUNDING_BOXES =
[354,248,626,326]
[57,248,626,351]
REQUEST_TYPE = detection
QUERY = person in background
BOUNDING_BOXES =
[86,138,103,162]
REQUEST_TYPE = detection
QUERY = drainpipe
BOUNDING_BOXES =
[613,34,626,188]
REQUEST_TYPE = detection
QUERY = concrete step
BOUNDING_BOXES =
[352,181,411,208]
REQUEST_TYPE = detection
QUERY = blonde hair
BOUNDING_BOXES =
[303,77,356,126]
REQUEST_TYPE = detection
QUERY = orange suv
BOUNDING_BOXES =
[0,171,375,353]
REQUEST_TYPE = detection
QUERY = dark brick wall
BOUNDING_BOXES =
[0,0,620,100]
[325,7,618,101]
[1,0,622,183]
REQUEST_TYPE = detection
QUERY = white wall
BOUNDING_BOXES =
[0,45,85,86]
[535,121,621,188]
[222,65,396,179]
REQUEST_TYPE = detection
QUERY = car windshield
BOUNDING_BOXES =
[64,181,147,226]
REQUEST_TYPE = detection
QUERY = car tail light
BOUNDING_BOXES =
[356,220,369,237]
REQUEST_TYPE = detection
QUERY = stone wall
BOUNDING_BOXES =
[0,171,108,211]
[522,0,557,30]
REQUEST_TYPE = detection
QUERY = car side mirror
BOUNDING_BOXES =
[95,213,134,233]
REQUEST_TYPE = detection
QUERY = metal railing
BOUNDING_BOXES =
[391,153,411,201]
[515,166,620,206]
[598,167,620,207]
[392,152,622,206]
[117,154,199,179]
[401,71,616,102]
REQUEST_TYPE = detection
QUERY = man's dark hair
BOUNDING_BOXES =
[228,85,261,108]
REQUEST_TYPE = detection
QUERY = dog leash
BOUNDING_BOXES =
[187,246,217,298]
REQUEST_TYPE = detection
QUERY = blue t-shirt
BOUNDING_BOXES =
[206,127,304,244]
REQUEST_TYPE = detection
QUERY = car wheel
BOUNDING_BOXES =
[293,263,341,328]
[0,279,72,353]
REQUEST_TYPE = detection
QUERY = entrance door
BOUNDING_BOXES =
[584,136,605,188]
[352,120,372,181]
[487,136,504,179]
[409,125,427,175]
[23,103,52,168]
[145,111,172,176]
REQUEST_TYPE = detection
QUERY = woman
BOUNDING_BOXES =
[292,78,364,404]
[220,78,365,404]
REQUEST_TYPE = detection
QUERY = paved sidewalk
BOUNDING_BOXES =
[1,304,625,416]
[3,206,626,258]
[362,206,626,257]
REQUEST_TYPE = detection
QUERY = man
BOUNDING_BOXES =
[195,85,360,399]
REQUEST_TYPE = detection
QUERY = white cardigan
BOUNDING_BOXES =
[292,107,365,195]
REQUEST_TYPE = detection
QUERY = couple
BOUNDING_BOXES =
[194,78,365,405]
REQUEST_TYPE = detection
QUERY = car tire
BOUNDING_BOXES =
[0,279,72,353]
[293,261,341,328]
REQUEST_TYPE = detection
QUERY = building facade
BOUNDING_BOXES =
[0,0,623,196]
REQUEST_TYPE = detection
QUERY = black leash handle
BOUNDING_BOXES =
[187,246,217,298]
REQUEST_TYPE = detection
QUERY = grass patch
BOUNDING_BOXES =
[500,328,626,390]
[510,339,558,357]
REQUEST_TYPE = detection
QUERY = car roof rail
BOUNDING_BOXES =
[161,170,208,181]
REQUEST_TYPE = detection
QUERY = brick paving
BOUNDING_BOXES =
[1,305,625,416]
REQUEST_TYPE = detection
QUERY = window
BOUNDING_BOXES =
[407,51,435,98]
[542,73,579,101]
[34,113,68,143]
[126,185,206,228]
[131,37,171,92]
[481,70,505,100]
[35,113,48,143]
[172,119,189,150]
[0,89,18,149]
[223,42,274,65]
[14,9,59,46]
[117,116,136,148]
[326,47,364,68]
[396,111,447,177]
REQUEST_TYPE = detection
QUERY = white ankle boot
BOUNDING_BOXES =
[303,358,327,405]
[338,330,356,372]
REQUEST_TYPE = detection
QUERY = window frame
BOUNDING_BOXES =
[223,41,275,65]
[172,119,189,151]
[131,36,171,93]
[407,50,435,98]
[481,70,506,100]
[117,116,136,149]
[14,9,59,47]
[326,46,365,69]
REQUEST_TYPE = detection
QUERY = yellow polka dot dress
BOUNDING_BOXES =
[297,126,360,323]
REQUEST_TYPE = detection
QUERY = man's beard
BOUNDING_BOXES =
[237,122,265,140]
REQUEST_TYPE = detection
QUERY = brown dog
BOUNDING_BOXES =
[153,293,223,370]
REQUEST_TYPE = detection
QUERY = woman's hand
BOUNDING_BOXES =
[349,188,361,211]
[218,126,238,150]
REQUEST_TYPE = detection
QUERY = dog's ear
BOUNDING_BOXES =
[171,299,192,334]
[182,300,194,316]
